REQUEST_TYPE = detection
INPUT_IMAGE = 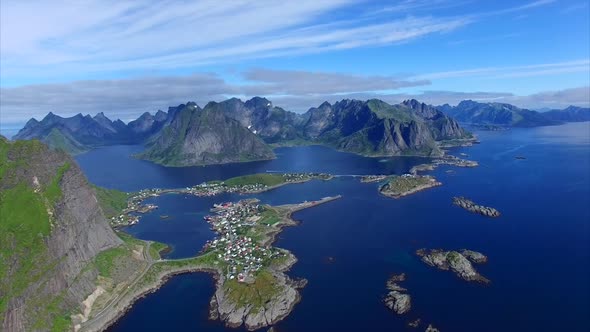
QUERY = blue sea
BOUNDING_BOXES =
[76,122,590,332]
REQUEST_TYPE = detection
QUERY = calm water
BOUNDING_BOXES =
[77,122,590,332]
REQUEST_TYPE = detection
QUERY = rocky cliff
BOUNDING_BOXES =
[138,102,275,166]
[301,99,469,157]
[0,138,121,331]
[212,97,307,143]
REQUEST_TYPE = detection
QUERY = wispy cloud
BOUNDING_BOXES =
[412,59,590,80]
[0,0,472,82]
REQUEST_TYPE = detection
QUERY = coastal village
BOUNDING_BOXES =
[108,172,332,227]
[202,199,286,282]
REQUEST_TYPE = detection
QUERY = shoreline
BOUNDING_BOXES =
[80,196,342,332]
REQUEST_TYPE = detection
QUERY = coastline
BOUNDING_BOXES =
[80,196,342,332]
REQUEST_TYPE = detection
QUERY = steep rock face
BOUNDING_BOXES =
[214,97,306,143]
[127,111,167,140]
[0,139,121,331]
[139,103,275,166]
[401,99,467,140]
[301,99,453,156]
[439,100,563,127]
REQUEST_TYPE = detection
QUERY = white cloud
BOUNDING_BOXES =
[1,69,587,130]
[0,0,475,80]
[412,59,590,80]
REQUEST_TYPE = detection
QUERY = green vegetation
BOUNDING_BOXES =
[224,270,280,310]
[0,139,73,329]
[94,246,130,278]
[380,175,438,197]
[44,128,88,155]
[93,185,129,218]
[259,208,281,226]
[149,242,170,260]
[44,162,70,204]
[224,173,286,187]
[367,99,414,122]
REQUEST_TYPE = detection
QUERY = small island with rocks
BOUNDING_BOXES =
[379,174,442,199]
[383,273,411,314]
[452,197,500,218]
[416,249,489,284]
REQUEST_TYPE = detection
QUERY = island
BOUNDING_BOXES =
[103,172,333,227]
[379,174,442,199]
[77,195,342,331]
[383,273,411,314]
[416,249,489,284]
[452,197,500,218]
[410,155,478,175]
[425,324,441,332]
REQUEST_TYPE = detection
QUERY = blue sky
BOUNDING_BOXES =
[1,0,589,133]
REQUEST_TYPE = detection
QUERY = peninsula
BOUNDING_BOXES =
[416,249,489,284]
[379,174,442,199]
[79,195,342,331]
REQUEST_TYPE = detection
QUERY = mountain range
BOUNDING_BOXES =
[437,100,589,127]
[13,97,588,166]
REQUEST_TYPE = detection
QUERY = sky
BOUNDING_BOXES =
[1,0,589,134]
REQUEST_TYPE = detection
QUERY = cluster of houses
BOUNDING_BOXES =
[203,200,285,282]
[433,155,479,168]
[108,189,162,227]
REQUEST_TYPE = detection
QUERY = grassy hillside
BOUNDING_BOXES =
[92,185,129,218]
[0,139,72,329]
[223,173,286,187]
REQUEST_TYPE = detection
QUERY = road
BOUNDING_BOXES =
[80,241,154,332]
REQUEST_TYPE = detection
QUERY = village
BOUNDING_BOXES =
[202,199,287,282]
[107,172,333,227]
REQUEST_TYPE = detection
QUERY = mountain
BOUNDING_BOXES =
[211,97,307,143]
[138,102,276,166]
[127,110,168,140]
[300,99,470,157]
[438,100,563,127]
[542,106,590,122]
[0,138,122,331]
[14,97,472,163]
[13,112,134,154]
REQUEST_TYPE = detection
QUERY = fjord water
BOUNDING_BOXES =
[77,122,590,332]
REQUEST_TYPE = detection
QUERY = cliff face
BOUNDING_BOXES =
[0,139,121,331]
[300,99,468,157]
[139,103,275,166]
[213,97,306,143]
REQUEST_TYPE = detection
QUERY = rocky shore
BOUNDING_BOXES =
[416,249,490,284]
[383,273,411,314]
[209,252,305,330]
[452,197,500,218]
